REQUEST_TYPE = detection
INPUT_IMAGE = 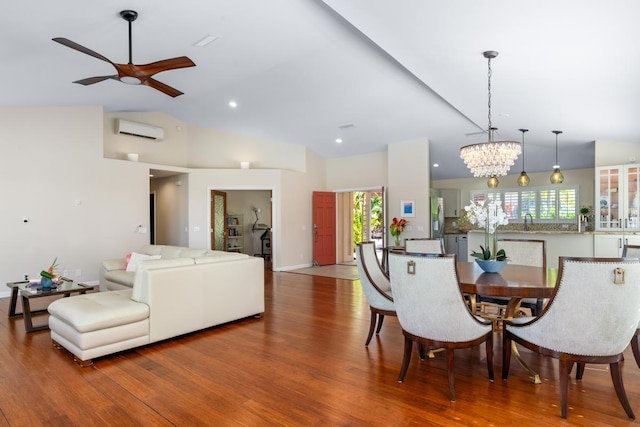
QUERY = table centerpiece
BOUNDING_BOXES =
[464,199,509,273]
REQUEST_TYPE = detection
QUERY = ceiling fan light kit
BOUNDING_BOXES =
[460,51,521,178]
[52,10,196,97]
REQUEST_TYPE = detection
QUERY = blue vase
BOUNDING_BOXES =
[41,277,53,290]
[475,259,507,273]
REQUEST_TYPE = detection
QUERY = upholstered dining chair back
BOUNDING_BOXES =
[356,242,393,310]
[623,244,640,258]
[356,242,395,346]
[388,253,491,342]
[503,257,640,419]
[508,257,640,355]
[404,238,444,255]
[498,239,546,268]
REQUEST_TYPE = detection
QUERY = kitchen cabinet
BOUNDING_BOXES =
[594,233,640,257]
[445,233,468,262]
[595,165,640,232]
[441,188,461,218]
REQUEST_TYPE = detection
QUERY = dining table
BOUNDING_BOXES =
[456,261,558,384]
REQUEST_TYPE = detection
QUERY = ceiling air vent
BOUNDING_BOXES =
[115,119,165,141]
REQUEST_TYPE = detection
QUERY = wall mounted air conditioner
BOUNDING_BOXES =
[114,119,165,141]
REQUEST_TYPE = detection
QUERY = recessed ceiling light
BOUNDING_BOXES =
[229,101,237,108]
[193,34,220,47]
[335,138,343,143]
[433,163,439,168]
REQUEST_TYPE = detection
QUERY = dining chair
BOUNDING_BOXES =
[388,252,494,402]
[404,238,444,254]
[502,256,640,419]
[480,239,546,316]
[355,242,395,346]
[622,244,640,368]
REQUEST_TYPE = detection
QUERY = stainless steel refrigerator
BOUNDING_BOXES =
[430,196,445,240]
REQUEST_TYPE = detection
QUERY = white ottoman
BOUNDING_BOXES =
[48,289,150,366]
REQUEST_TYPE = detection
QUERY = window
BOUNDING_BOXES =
[470,185,578,223]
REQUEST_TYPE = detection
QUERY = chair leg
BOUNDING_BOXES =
[486,333,494,382]
[631,331,640,369]
[446,349,456,402]
[418,343,426,361]
[365,311,377,346]
[610,362,636,419]
[376,315,385,334]
[397,336,413,383]
[575,363,585,380]
[559,359,571,419]
[502,333,512,380]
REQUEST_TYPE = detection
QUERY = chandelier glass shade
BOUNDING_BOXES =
[460,51,521,178]
[460,129,521,177]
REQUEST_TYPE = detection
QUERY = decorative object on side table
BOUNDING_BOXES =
[389,217,408,247]
[464,200,509,273]
[39,257,62,290]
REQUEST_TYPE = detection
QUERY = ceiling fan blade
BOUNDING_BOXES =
[52,37,114,64]
[136,57,196,75]
[73,75,119,86]
[144,78,184,97]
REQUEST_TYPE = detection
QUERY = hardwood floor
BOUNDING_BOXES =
[0,272,638,426]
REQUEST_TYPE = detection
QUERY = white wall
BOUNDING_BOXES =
[594,141,640,167]
[1,107,150,295]
[103,112,190,166]
[150,173,190,246]
[326,151,387,191]
[387,138,431,243]
[187,124,307,172]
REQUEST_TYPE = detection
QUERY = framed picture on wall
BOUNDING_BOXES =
[401,200,415,217]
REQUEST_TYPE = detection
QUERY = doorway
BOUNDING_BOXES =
[336,188,385,264]
[210,190,227,251]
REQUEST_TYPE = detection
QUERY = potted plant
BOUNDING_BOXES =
[464,200,509,272]
[389,217,408,247]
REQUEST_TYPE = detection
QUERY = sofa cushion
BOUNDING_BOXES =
[125,252,161,272]
[104,269,135,287]
[139,244,163,256]
[48,290,149,333]
[131,257,196,302]
[159,246,183,259]
[195,252,250,264]
[178,248,210,258]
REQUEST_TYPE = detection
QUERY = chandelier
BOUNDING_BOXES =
[460,51,521,178]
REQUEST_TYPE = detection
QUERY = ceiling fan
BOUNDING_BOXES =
[53,10,196,97]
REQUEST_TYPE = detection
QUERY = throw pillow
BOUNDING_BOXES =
[125,252,161,272]
[124,253,132,270]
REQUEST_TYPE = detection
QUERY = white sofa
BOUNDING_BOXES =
[99,244,251,291]
[48,245,264,366]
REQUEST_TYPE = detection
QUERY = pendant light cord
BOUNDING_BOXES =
[487,56,493,142]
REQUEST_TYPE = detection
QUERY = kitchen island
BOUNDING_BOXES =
[467,230,594,269]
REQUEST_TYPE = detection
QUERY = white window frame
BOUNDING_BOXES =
[469,185,579,223]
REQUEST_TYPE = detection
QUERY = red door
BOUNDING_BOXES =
[313,191,336,266]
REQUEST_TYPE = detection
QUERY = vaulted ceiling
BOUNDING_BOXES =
[4,1,638,180]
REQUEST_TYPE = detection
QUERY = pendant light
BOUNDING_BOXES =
[460,51,521,177]
[517,128,530,186]
[487,175,499,188]
[550,130,564,184]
